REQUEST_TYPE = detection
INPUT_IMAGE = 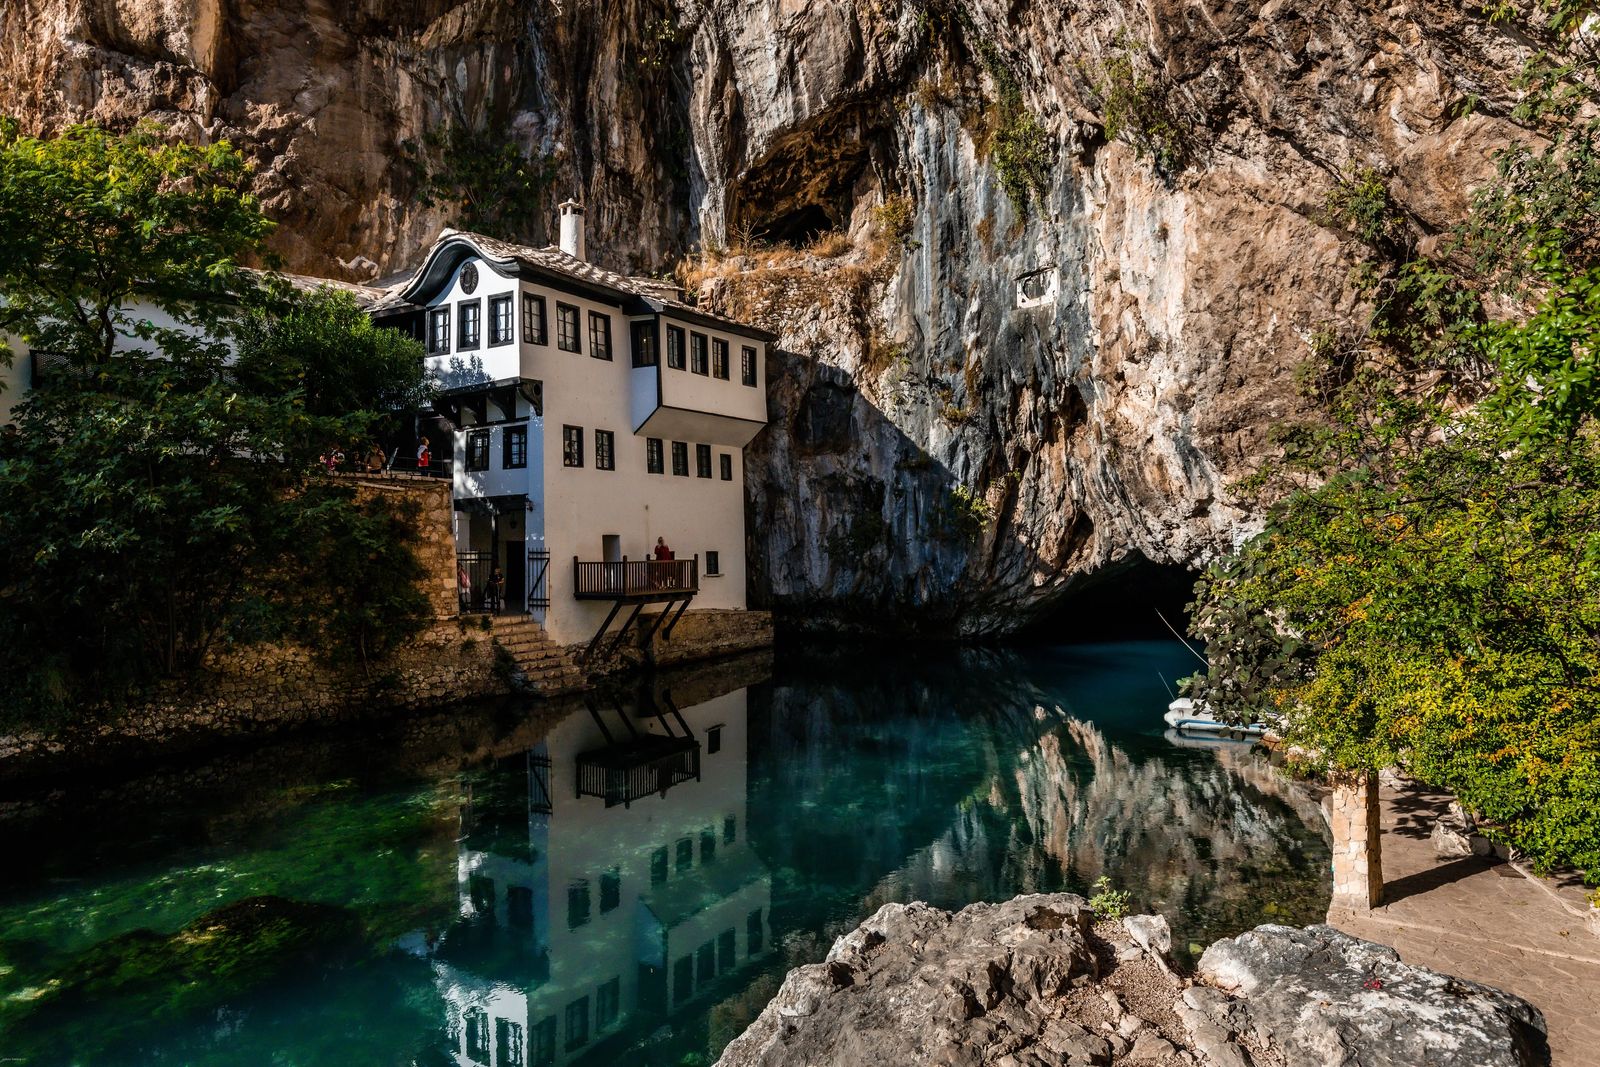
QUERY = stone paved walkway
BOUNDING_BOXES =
[1327,779,1600,1067]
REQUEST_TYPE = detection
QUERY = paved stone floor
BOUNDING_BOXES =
[1327,779,1600,1067]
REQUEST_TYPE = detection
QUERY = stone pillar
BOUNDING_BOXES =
[1330,771,1384,909]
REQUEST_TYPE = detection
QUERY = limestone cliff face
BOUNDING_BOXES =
[0,0,1556,632]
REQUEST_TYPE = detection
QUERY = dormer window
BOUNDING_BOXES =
[458,299,481,350]
[428,307,451,354]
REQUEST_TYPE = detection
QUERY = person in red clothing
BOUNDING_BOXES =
[654,537,674,561]
[654,537,676,588]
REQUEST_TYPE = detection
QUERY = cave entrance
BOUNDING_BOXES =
[750,204,835,246]
[1021,555,1200,644]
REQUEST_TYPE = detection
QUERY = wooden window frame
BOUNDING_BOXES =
[671,441,688,477]
[690,331,708,375]
[504,424,527,469]
[466,429,490,472]
[588,310,612,361]
[712,338,729,379]
[666,325,686,370]
[563,425,584,468]
[594,429,615,471]
[695,443,712,478]
[428,307,451,355]
[556,303,582,353]
[522,292,547,344]
[741,345,758,386]
[457,298,481,351]
[646,437,664,474]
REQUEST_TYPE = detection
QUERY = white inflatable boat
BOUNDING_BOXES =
[1163,697,1268,738]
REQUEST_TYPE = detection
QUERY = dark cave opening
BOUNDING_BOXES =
[1019,555,1201,645]
[751,203,835,246]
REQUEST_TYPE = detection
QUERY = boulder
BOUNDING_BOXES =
[714,894,1101,1067]
[1197,924,1547,1067]
[1431,801,1494,858]
[1124,914,1173,960]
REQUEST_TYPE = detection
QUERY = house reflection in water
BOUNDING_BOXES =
[434,688,772,1066]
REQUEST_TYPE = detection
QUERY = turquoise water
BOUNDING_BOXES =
[0,641,1330,1066]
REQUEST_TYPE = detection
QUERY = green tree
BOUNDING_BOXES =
[1185,17,1600,882]
[0,122,432,722]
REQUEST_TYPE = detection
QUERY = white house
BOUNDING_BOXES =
[369,203,773,653]
[433,686,771,1066]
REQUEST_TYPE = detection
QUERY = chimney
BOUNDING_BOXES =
[558,199,585,260]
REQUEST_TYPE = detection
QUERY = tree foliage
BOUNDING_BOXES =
[1185,20,1600,880]
[0,123,433,723]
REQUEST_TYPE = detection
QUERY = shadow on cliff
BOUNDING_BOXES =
[746,350,1193,640]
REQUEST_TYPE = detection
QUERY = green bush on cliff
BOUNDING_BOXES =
[0,122,432,722]
[1184,46,1600,880]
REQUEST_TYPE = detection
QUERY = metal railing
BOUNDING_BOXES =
[458,550,503,615]
[528,549,550,612]
[576,739,701,808]
[573,556,698,598]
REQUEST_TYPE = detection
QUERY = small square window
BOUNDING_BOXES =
[489,294,514,345]
[712,338,729,379]
[466,430,490,472]
[522,292,547,344]
[565,996,590,1051]
[568,880,591,928]
[595,429,615,471]
[504,425,527,469]
[646,437,664,475]
[671,441,688,477]
[690,332,708,375]
[695,443,712,478]
[557,303,581,353]
[428,307,451,354]
[705,550,721,577]
[563,425,583,468]
[589,311,612,360]
[741,345,758,386]
[600,867,620,913]
[720,453,733,481]
[458,299,481,350]
[631,320,658,367]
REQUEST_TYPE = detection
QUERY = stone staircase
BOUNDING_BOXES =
[491,617,588,694]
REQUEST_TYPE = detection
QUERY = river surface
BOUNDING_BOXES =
[0,641,1330,1067]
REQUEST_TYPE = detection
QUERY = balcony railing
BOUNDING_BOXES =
[573,557,698,600]
[576,736,701,808]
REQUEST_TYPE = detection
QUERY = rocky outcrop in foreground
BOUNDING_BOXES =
[715,894,1547,1067]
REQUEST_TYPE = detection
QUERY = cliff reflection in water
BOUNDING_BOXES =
[425,641,1330,1067]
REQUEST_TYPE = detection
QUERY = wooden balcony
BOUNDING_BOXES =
[573,557,698,602]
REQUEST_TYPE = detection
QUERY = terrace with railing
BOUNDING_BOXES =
[572,557,698,601]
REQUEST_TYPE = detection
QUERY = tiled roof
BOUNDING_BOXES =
[370,229,773,339]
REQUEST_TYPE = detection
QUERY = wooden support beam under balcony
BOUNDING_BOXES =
[572,556,699,602]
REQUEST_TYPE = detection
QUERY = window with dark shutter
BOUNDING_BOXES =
[705,550,721,576]
[467,430,490,472]
[489,294,514,345]
[458,299,481,350]
[557,303,581,352]
[522,292,547,344]
[428,307,451,354]
[504,425,527,469]
[720,453,733,481]
[588,311,612,360]
[631,319,658,366]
